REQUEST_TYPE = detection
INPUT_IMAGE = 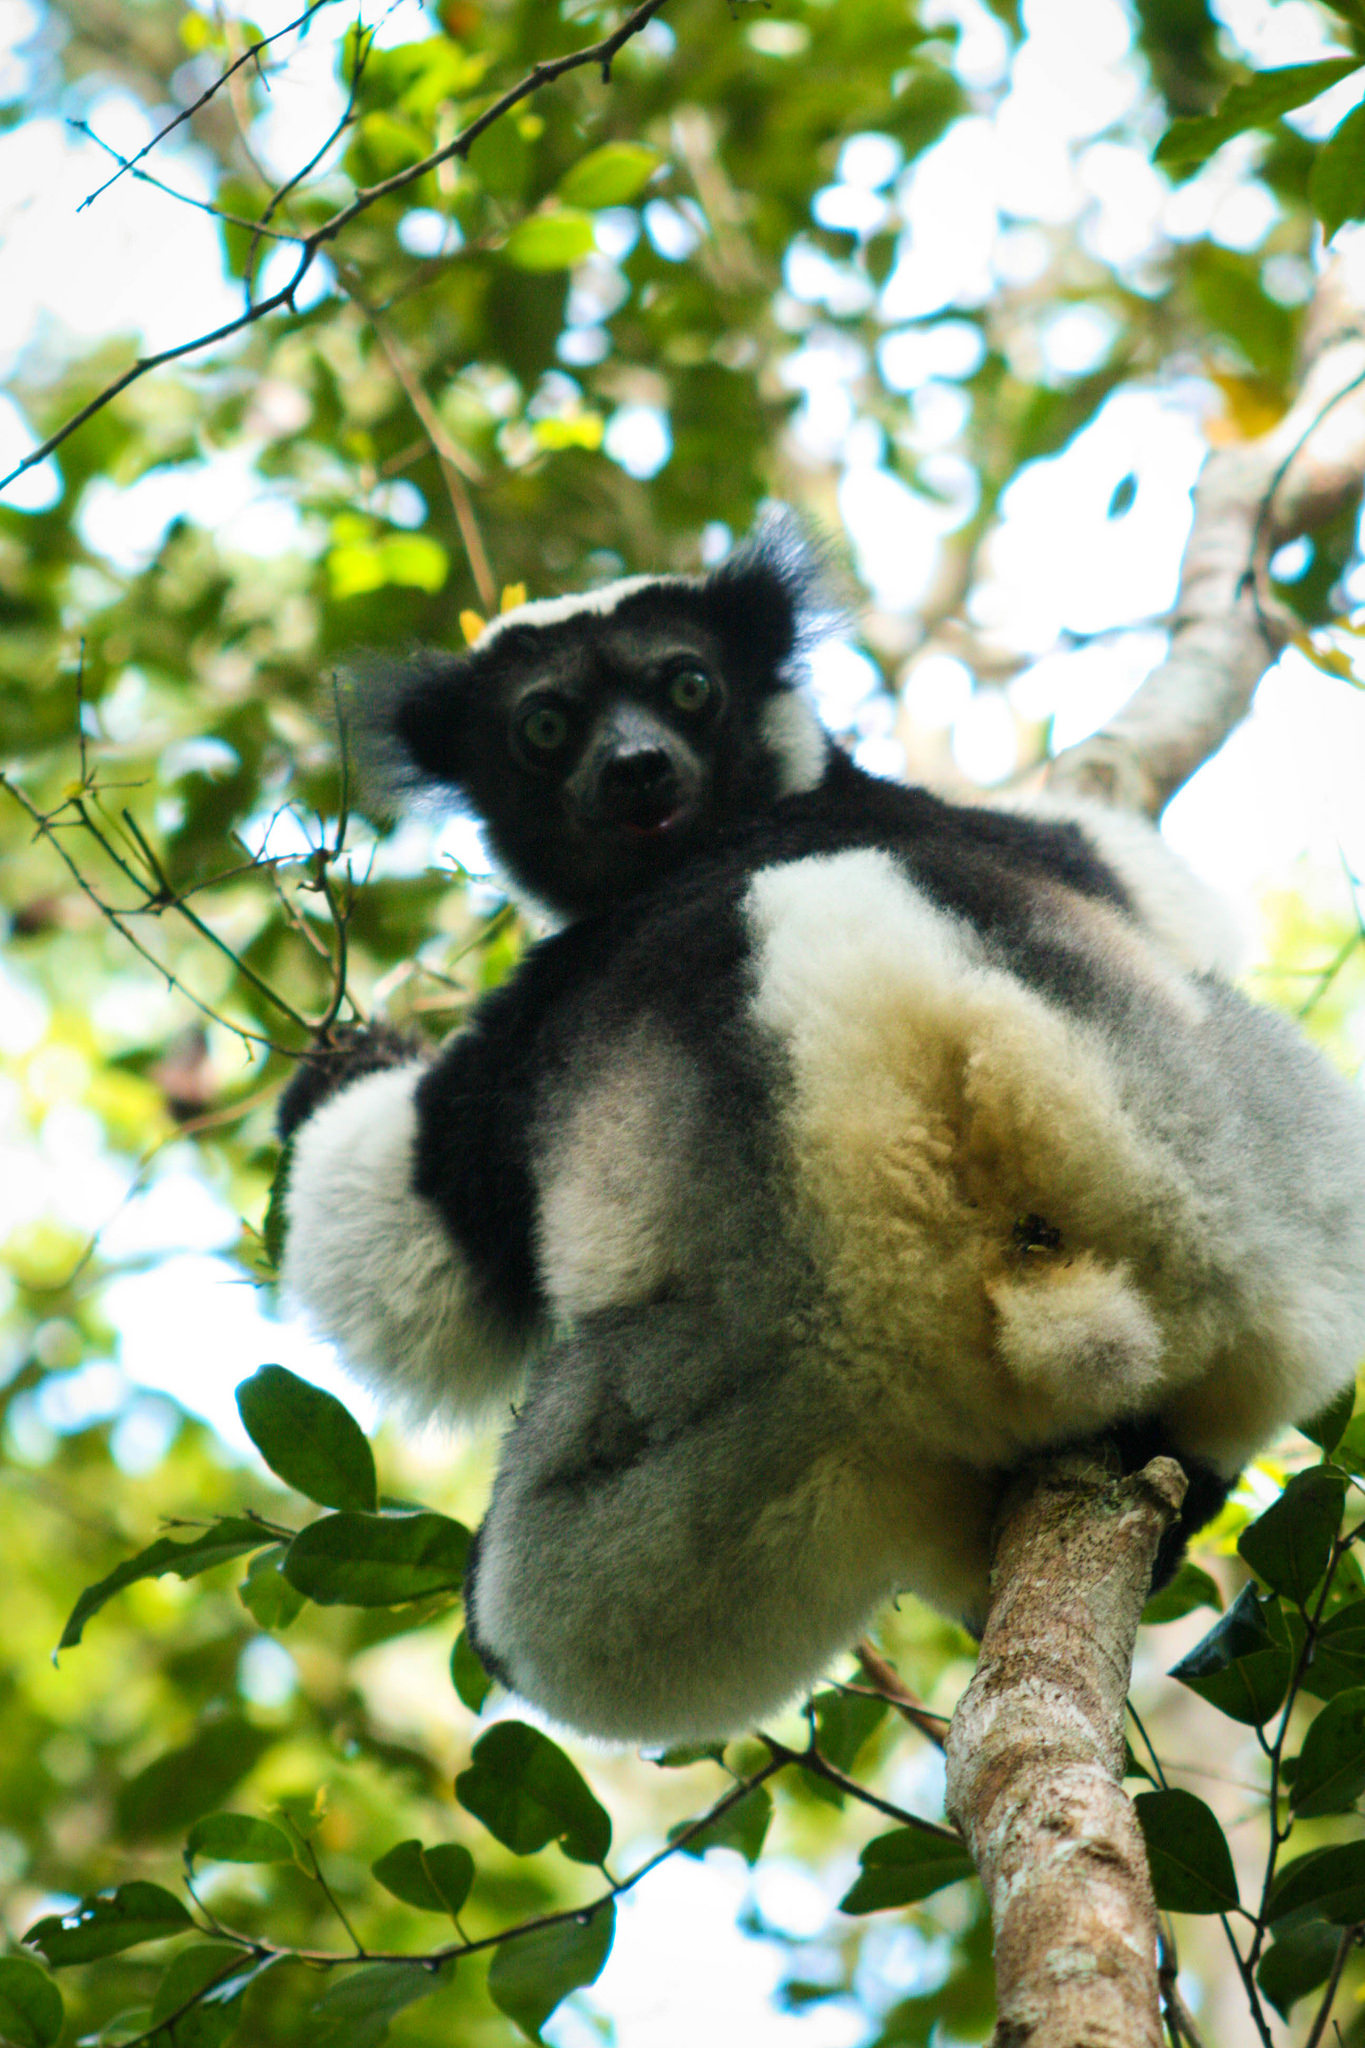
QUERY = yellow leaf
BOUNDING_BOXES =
[460,610,486,644]
[499,584,528,613]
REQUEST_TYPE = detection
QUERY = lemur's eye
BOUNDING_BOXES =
[669,667,713,714]
[518,702,570,753]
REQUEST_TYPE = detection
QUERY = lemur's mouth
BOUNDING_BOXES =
[613,794,694,837]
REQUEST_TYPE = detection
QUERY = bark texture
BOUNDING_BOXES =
[944,1456,1186,2048]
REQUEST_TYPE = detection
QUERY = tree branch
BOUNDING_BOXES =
[945,1455,1187,2048]
[0,0,675,498]
[1046,257,1365,817]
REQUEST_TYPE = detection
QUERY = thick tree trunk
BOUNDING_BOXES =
[944,1456,1186,2048]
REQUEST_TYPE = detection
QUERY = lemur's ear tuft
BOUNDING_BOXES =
[698,510,846,686]
[341,649,479,809]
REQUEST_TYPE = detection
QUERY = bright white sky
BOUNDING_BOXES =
[5,0,1365,2037]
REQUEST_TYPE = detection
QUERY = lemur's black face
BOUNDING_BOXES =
[363,521,832,918]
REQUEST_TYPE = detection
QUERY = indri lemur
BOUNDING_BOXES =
[278,520,1365,1744]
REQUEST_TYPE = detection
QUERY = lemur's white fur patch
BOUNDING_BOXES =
[537,1030,702,1318]
[281,1063,527,1420]
[475,576,684,643]
[758,691,830,796]
[745,851,1212,1483]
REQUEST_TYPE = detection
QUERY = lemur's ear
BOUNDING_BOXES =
[697,511,841,686]
[345,649,479,805]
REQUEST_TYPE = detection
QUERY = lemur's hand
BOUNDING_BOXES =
[277,1022,426,1143]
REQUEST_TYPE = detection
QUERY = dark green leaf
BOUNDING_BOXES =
[238,1545,306,1630]
[1256,1921,1344,2019]
[371,1838,473,1917]
[1134,1789,1239,1913]
[1170,1582,1293,1724]
[1333,1414,1365,1472]
[1239,1467,1347,1602]
[839,1826,975,1913]
[25,1882,192,1965]
[669,1785,773,1867]
[422,1844,475,1917]
[283,1510,468,1606]
[185,1814,296,1865]
[58,1519,274,1651]
[0,1956,63,2048]
[503,212,596,271]
[1270,1840,1365,1929]
[1142,1560,1223,1625]
[149,1941,253,2047]
[456,1722,610,1866]
[236,1364,378,1513]
[557,143,662,208]
[1302,1599,1365,1700]
[1312,100,1365,240]
[116,1717,274,1839]
[1302,1381,1356,1453]
[1155,59,1362,173]
[1290,1685,1365,1815]
[311,1962,450,2048]
[486,1903,614,2043]
[451,1629,492,1713]
[812,1689,887,1775]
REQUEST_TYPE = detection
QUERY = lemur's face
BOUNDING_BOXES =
[378,530,830,918]
[411,593,803,917]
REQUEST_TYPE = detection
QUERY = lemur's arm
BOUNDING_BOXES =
[277,1023,536,1421]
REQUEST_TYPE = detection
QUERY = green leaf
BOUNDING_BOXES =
[1290,1685,1365,1815]
[451,1628,492,1713]
[1170,1582,1293,1724]
[1239,1467,1347,1603]
[1134,1789,1239,1914]
[236,1364,378,1513]
[238,1545,306,1630]
[371,1838,473,1918]
[811,1689,887,1775]
[58,1519,274,1651]
[1270,1840,1365,1929]
[1155,58,1362,173]
[486,1902,614,2042]
[148,1941,254,2046]
[1301,1598,1365,1700]
[840,1826,975,1913]
[1142,1560,1224,1625]
[1302,1381,1356,1453]
[0,1956,63,2048]
[558,143,662,209]
[1333,1413,1365,1472]
[503,211,596,271]
[1256,1921,1344,2020]
[25,1882,192,1965]
[456,1721,611,1866]
[311,1962,450,2048]
[283,1510,468,1606]
[1312,99,1365,240]
[185,1813,297,1864]
[116,1717,275,1840]
[669,1784,773,1866]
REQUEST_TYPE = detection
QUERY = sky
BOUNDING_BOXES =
[5,0,1365,2038]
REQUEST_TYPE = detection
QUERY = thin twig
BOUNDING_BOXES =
[0,0,675,496]
[337,266,497,609]
[77,0,343,211]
